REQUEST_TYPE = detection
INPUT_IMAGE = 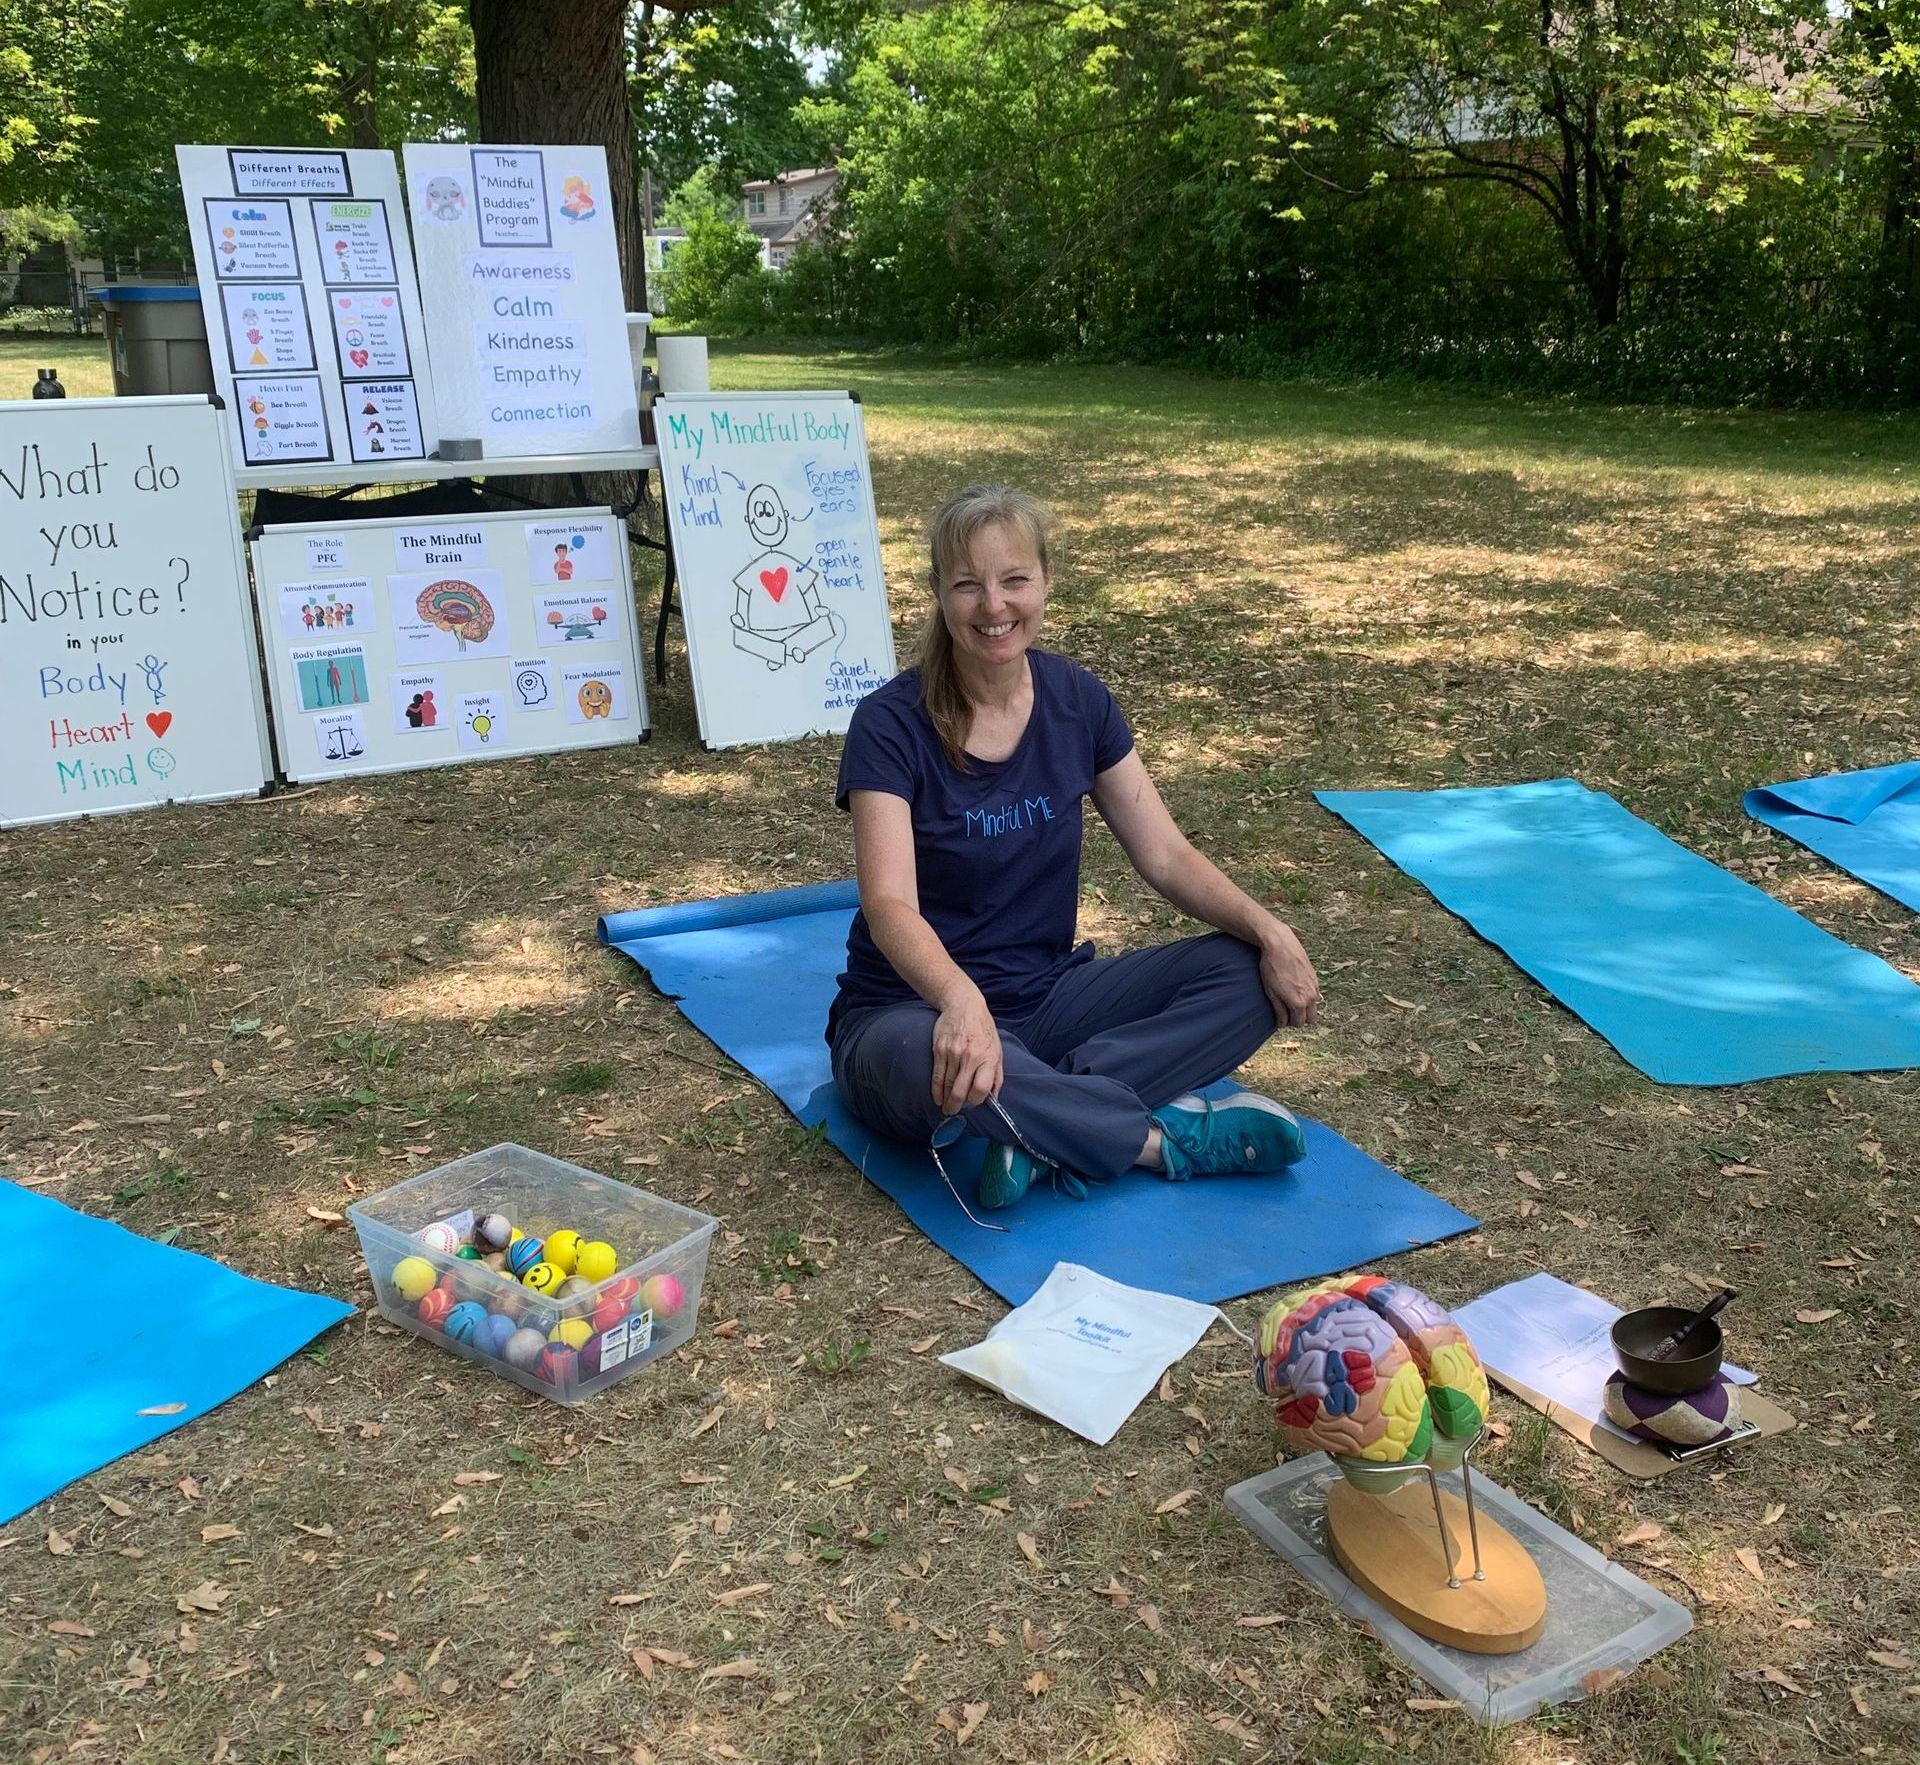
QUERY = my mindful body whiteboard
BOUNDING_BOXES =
[0,395,273,827]
[177,146,438,471]
[248,507,649,782]
[403,143,641,454]
[656,393,894,748]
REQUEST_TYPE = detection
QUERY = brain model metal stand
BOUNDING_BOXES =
[416,579,497,651]
[1254,1276,1545,1653]
[1254,1275,1491,1470]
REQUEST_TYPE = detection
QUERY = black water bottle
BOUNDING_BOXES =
[32,368,65,399]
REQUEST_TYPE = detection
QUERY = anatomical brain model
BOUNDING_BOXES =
[1254,1275,1491,1470]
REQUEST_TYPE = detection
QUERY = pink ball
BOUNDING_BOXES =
[641,1272,684,1318]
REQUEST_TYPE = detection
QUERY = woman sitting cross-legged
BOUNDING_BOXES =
[827,484,1322,1211]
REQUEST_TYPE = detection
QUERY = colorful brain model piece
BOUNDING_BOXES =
[416,578,496,650]
[1254,1276,1491,1469]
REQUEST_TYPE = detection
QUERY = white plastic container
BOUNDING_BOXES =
[347,1143,717,1405]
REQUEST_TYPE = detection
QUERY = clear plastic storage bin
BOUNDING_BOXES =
[347,1143,717,1405]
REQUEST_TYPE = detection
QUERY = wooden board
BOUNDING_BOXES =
[1327,1478,1547,1655]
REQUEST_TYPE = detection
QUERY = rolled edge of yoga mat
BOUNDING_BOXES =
[1745,758,1920,829]
[598,877,862,947]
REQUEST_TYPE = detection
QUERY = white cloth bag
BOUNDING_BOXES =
[939,1262,1228,1445]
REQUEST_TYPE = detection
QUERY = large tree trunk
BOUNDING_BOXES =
[469,0,647,311]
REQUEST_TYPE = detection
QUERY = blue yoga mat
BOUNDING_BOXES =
[1317,778,1920,1086]
[0,1181,353,1523]
[598,881,1477,1307]
[1746,760,1920,914]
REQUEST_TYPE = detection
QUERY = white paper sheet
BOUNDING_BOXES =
[1454,1273,1753,1444]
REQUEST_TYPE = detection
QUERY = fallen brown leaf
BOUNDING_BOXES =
[46,1529,73,1556]
[1016,1533,1043,1569]
[1867,1649,1912,1671]
[956,1701,989,1746]
[1619,1521,1664,1547]
[47,1620,95,1638]
[1235,1614,1290,1629]
[608,1592,654,1607]
[689,1404,726,1439]
[713,1583,771,1607]
[305,1207,345,1226]
[176,1580,229,1615]
[699,1656,760,1684]
[452,1471,502,1486]
[1024,1670,1053,1697]
[1407,1696,1460,1711]
[826,1464,868,1489]
[1761,1502,1786,1526]
[1153,1489,1200,1516]
[199,1524,242,1544]
[1795,1309,1840,1325]
[1135,1603,1162,1632]
[1735,1546,1766,1584]
[1760,1665,1810,1697]
[98,1495,134,1519]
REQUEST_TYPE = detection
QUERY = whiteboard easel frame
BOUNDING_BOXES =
[0,393,275,830]
[655,391,895,751]
[248,505,651,784]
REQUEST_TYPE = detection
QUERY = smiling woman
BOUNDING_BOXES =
[827,483,1324,1217]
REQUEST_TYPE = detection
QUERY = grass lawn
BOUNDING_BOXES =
[1,331,116,400]
[4,338,1918,1764]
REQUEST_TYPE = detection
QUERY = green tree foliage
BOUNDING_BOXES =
[655,161,766,318]
[3,0,473,264]
[633,0,835,197]
[1278,0,1818,327]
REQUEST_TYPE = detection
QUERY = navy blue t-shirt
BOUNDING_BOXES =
[829,649,1135,1038]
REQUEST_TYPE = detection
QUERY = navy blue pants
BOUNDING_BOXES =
[830,934,1278,1183]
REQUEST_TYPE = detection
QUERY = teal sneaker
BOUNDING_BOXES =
[979,1142,1053,1209]
[1151,1089,1307,1181]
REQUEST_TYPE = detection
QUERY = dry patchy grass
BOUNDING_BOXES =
[2,345,1917,1764]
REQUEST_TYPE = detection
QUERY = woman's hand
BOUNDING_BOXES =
[931,986,1003,1114]
[1259,924,1322,1029]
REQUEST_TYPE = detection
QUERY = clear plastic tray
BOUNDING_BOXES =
[1225,1455,1692,1726]
[346,1142,717,1406]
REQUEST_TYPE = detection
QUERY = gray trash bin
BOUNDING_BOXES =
[91,285,215,398]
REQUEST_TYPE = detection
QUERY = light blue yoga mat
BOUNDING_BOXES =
[1746,760,1920,914]
[0,1181,353,1523]
[598,881,1477,1307]
[1317,778,1920,1086]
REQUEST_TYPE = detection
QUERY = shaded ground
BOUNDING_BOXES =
[2,341,1917,1764]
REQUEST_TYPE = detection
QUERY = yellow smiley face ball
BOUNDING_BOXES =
[543,1229,583,1275]
[521,1260,565,1295]
[575,1240,618,1283]
[392,1256,437,1303]
[548,1318,593,1350]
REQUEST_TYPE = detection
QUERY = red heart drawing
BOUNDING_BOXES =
[759,567,789,603]
[146,711,172,737]
[350,348,370,368]
[380,296,393,307]
[338,297,351,308]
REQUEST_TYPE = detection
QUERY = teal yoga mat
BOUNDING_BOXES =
[0,1181,353,1522]
[1746,760,1920,914]
[597,882,1477,1307]
[1317,778,1920,1086]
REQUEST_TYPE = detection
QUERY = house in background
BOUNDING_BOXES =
[739,167,839,270]
[643,165,840,305]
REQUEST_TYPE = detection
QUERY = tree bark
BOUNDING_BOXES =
[469,0,647,310]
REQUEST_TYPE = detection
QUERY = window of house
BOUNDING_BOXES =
[747,192,766,216]
[778,190,789,216]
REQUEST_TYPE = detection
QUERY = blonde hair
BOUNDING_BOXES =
[918,484,1055,770]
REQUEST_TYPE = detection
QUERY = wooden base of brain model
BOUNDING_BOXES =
[1254,1275,1491,1472]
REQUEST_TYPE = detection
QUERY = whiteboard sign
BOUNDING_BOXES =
[0,396,273,827]
[655,393,894,748]
[403,142,640,454]
[249,506,648,782]
[178,145,439,472]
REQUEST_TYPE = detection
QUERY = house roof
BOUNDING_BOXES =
[740,167,836,192]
